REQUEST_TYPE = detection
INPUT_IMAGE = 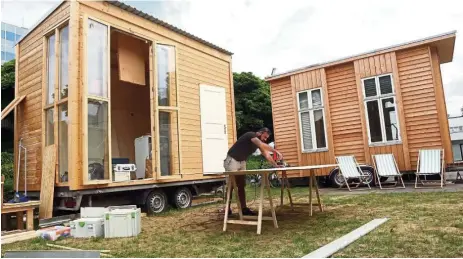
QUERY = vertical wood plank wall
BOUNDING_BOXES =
[270,45,452,176]
[326,63,366,164]
[15,2,71,191]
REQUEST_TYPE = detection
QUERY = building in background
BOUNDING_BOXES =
[1,22,28,64]
[449,108,463,162]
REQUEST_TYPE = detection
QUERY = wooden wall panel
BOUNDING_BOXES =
[326,63,366,163]
[292,69,323,91]
[357,53,393,78]
[369,144,406,169]
[15,2,71,191]
[270,78,299,177]
[396,47,443,168]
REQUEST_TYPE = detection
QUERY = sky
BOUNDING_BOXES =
[1,0,462,116]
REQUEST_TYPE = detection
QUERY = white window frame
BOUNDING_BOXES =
[296,88,328,153]
[361,73,402,146]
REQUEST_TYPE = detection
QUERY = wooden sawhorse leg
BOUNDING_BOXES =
[309,169,323,216]
[280,170,293,209]
[223,173,278,235]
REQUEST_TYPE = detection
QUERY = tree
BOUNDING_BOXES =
[233,72,273,141]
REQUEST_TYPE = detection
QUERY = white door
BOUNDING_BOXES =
[200,85,228,173]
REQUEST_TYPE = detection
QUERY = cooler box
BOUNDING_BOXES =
[104,208,141,238]
[70,218,104,238]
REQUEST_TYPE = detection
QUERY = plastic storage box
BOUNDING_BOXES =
[70,218,104,238]
[104,208,141,238]
[80,207,109,218]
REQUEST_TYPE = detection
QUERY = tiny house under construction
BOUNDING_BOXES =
[266,32,456,179]
[8,0,236,200]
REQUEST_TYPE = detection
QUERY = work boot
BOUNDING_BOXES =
[242,207,257,216]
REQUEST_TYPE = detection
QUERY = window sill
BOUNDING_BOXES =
[302,148,328,154]
[369,141,402,147]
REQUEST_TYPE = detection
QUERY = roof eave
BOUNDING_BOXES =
[265,30,457,82]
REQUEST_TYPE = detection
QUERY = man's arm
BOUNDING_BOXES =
[251,137,282,167]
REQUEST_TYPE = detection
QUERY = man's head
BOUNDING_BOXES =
[256,127,272,142]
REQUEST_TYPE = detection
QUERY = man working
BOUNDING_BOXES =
[223,127,283,216]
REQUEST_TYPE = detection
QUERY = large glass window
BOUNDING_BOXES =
[58,104,69,182]
[59,25,69,99]
[45,108,54,146]
[362,74,401,144]
[297,88,327,151]
[87,100,109,181]
[47,34,56,104]
[87,19,108,98]
[85,18,110,183]
[156,43,180,177]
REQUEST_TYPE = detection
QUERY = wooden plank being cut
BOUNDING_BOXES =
[39,144,56,219]
[1,95,25,120]
[303,218,389,258]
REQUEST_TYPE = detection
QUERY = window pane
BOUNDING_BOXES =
[366,100,383,142]
[87,19,108,97]
[314,109,326,148]
[47,34,56,104]
[45,108,54,146]
[159,111,180,176]
[58,104,69,182]
[298,92,308,110]
[379,75,393,95]
[87,100,109,181]
[156,45,177,106]
[300,111,313,150]
[381,97,399,141]
[363,78,377,97]
[311,89,322,107]
[452,143,462,161]
[59,25,69,99]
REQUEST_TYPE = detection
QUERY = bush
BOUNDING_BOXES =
[1,152,15,199]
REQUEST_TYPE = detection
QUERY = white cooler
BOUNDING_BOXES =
[70,218,104,238]
[104,208,141,238]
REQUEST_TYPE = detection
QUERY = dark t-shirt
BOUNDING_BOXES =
[227,132,259,161]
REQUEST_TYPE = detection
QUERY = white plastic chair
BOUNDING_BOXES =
[335,156,371,191]
[372,154,405,189]
[415,149,445,188]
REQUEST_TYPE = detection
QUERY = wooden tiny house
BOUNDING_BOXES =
[266,32,456,177]
[10,0,235,194]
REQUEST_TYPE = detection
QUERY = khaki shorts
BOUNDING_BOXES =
[223,155,246,171]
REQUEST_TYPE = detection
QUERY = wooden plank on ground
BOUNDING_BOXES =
[39,144,56,219]
[303,218,389,258]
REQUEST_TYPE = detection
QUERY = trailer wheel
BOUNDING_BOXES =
[146,189,168,215]
[171,187,192,209]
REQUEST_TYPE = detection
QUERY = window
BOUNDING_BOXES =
[156,44,180,176]
[44,24,70,183]
[84,18,110,183]
[362,74,400,144]
[297,88,327,152]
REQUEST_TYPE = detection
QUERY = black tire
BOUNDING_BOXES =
[145,189,168,215]
[171,187,193,209]
[329,168,375,188]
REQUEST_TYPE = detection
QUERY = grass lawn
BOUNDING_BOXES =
[2,188,463,258]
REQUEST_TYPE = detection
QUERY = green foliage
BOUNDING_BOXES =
[1,152,15,198]
[1,59,15,90]
[233,72,273,139]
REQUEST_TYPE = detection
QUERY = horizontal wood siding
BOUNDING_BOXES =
[369,144,406,169]
[270,78,299,177]
[396,47,443,168]
[15,2,71,191]
[326,63,366,163]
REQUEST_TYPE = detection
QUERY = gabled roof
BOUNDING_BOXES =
[17,0,233,55]
[266,30,457,81]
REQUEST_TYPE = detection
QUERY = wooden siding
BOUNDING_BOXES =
[369,144,406,170]
[270,78,299,176]
[15,2,71,191]
[356,53,393,78]
[396,46,443,168]
[326,63,366,163]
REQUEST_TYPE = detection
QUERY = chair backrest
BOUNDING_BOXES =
[418,149,442,174]
[373,154,400,176]
[336,156,361,178]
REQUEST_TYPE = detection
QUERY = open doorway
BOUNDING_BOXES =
[110,29,152,181]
